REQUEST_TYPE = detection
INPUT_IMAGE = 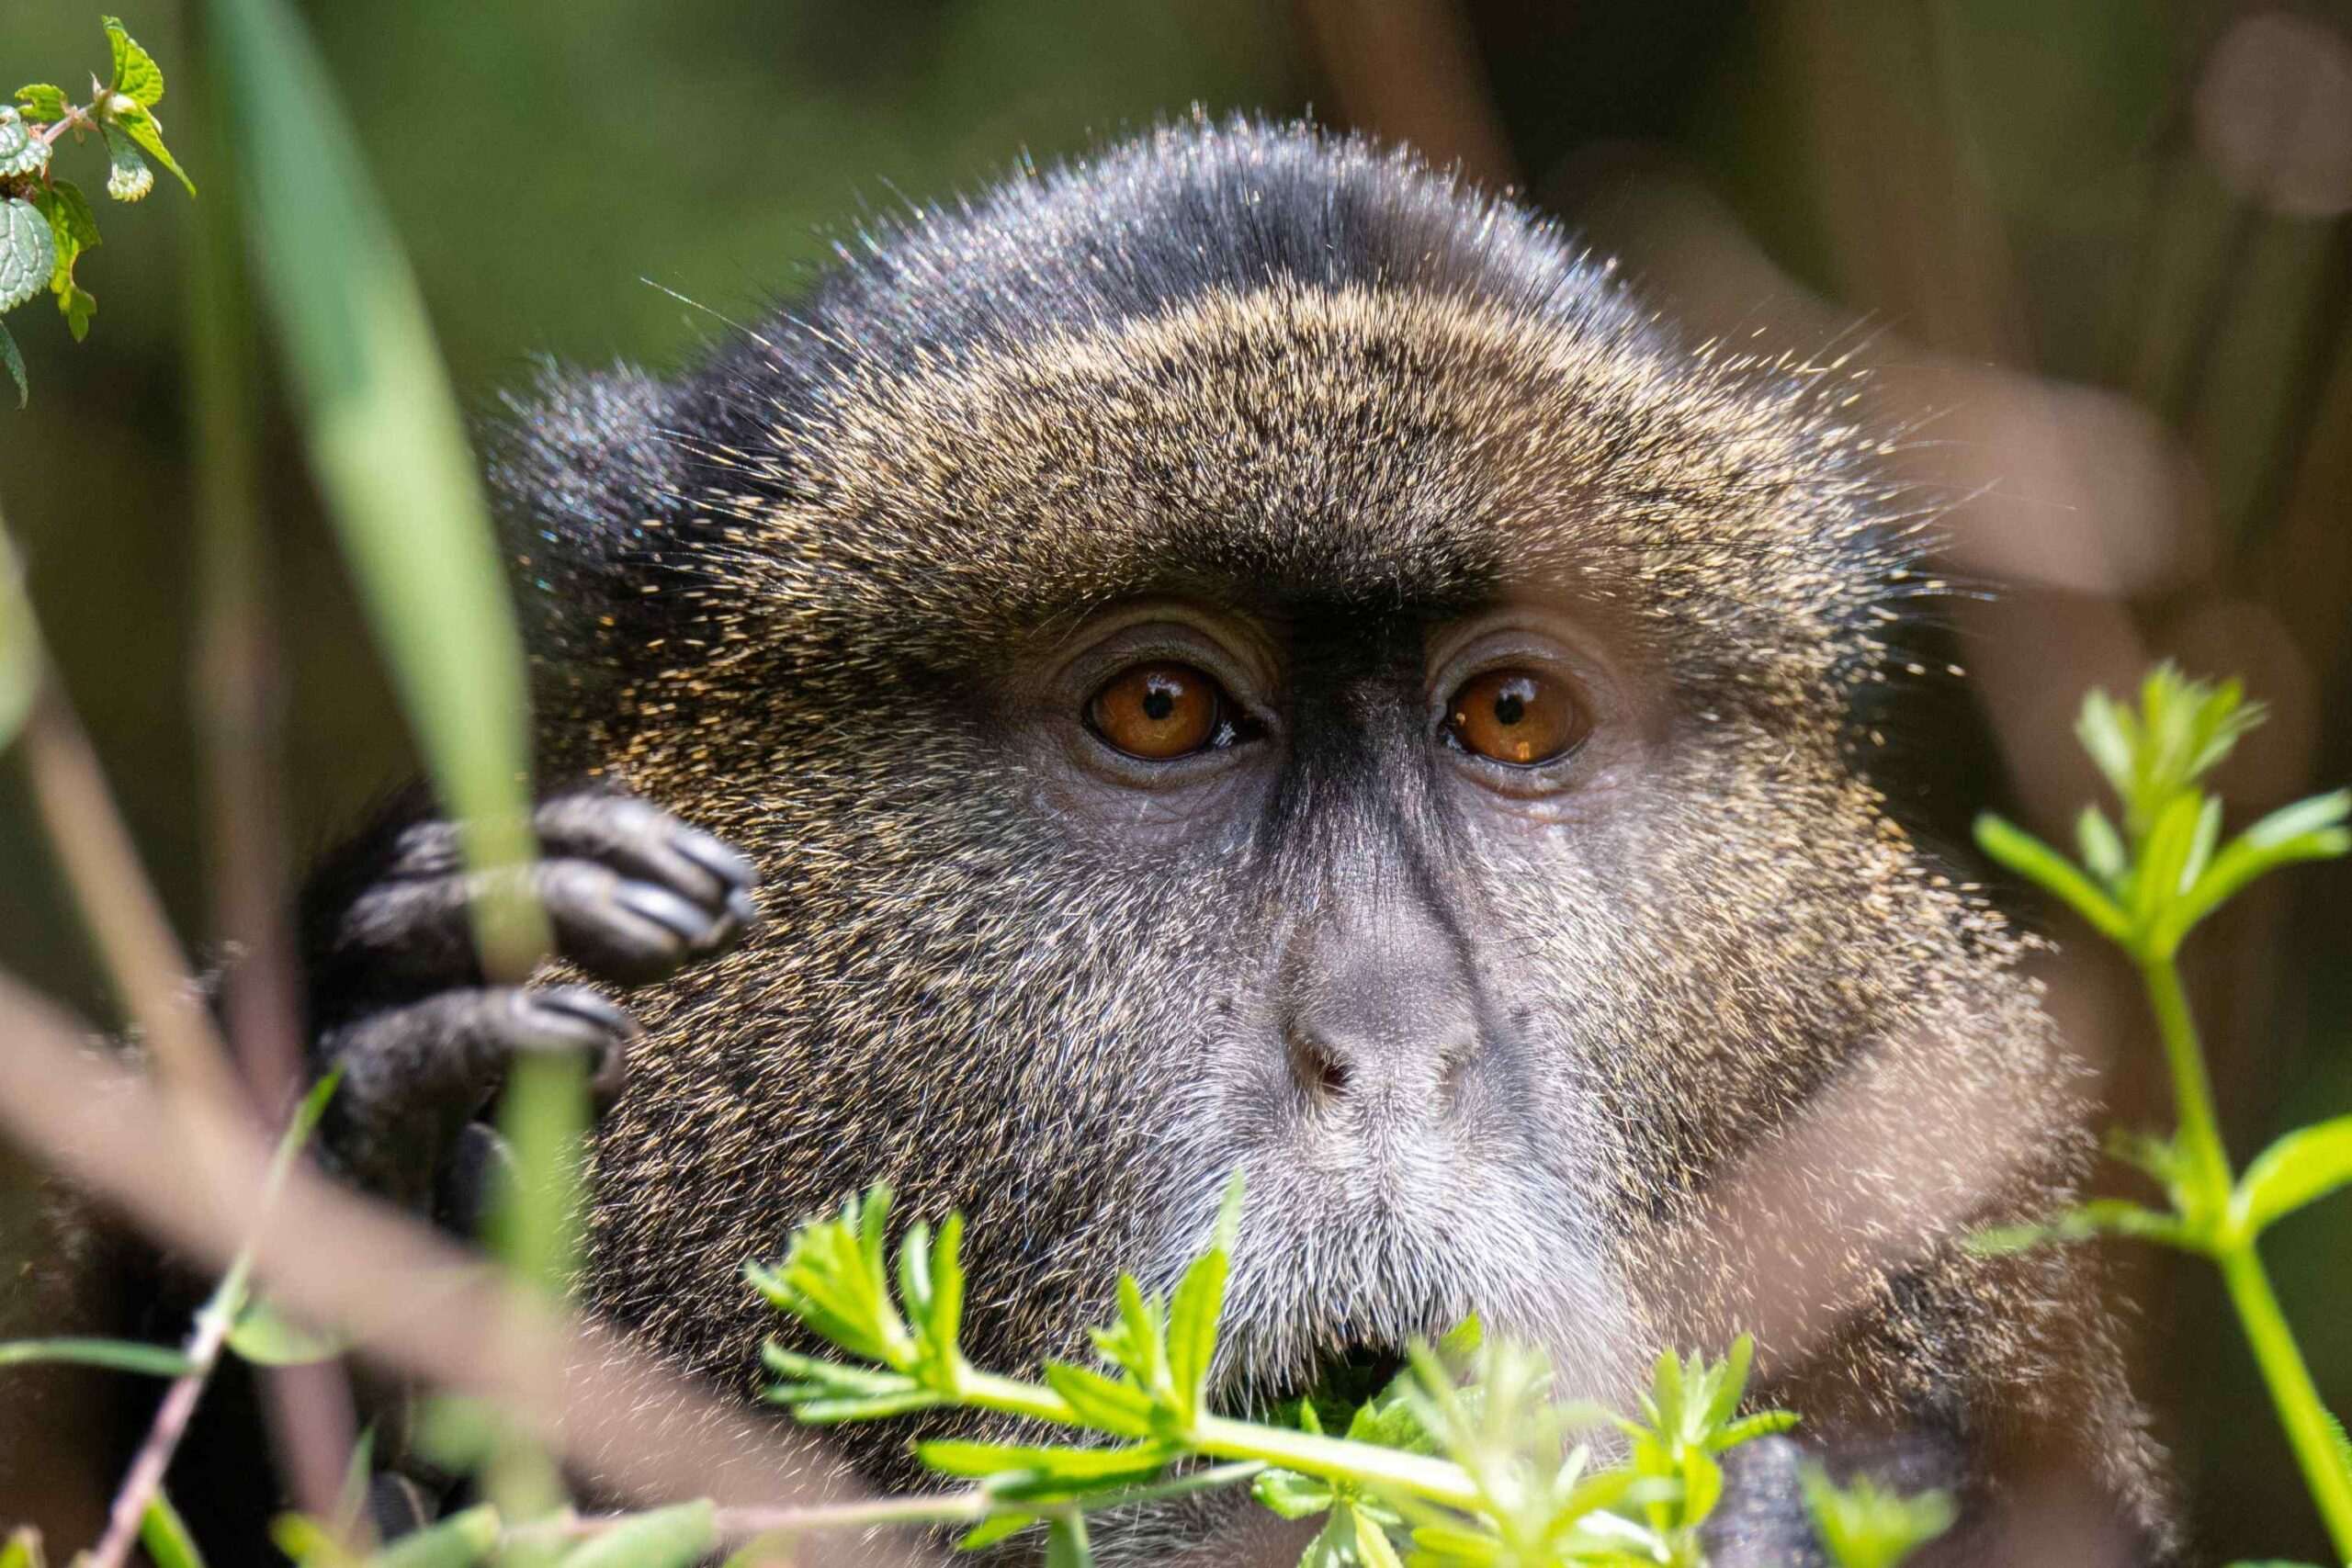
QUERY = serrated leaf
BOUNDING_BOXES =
[1044,1514,1092,1568]
[227,1294,346,1365]
[102,125,154,202]
[33,181,100,287]
[139,1493,206,1568]
[0,200,56,314]
[0,108,49,178]
[105,16,168,107]
[558,1502,714,1568]
[0,319,25,409]
[14,85,67,122]
[2233,1117,2352,1238]
[106,101,192,197]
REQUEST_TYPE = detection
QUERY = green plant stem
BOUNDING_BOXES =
[2143,955,2233,1200]
[954,1371,1480,1510]
[2214,1246,2352,1562]
[2143,954,2352,1562]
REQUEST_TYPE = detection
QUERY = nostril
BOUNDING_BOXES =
[1287,1027,1351,1101]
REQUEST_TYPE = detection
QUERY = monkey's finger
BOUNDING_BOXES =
[331,856,747,991]
[531,790,760,919]
[320,986,636,1201]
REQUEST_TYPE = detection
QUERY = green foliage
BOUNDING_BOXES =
[1799,1470,1956,1568]
[1979,665,2350,964]
[1975,666,2352,1560]
[0,17,194,400]
[139,1494,207,1568]
[752,1178,1943,1567]
[0,1528,40,1568]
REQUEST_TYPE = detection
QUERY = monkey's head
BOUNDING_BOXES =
[495,117,2082,1552]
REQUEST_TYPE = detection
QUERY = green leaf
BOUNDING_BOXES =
[955,1514,1038,1551]
[105,16,168,107]
[227,1294,346,1365]
[0,1528,39,1568]
[102,124,155,202]
[1252,1466,1337,1520]
[61,284,95,342]
[1044,1514,1092,1568]
[33,181,100,288]
[2076,805,2126,885]
[2233,1117,2352,1238]
[0,199,56,314]
[14,85,68,123]
[1802,1467,1956,1568]
[1973,813,2130,942]
[0,107,49,178]
[0,1336,197,1377]
[266,1512,356,1568]
[214,0,549,976]
[369,1503,501,1568]
[558,1502,714,1568]
[916,1439,1176,1486]
[924,1211,966,1362]
[140,1493,207,1568]
[1042,1362,1157,1438]
[104,101,193,197]
[0,318,23,409]
[1349,1503,1405,1568]
[1165,1246,1227,1424]
[0,522,34,743]
[1968,1199,2192,1256]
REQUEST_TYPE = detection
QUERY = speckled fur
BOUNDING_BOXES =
[488,117,2168,1561]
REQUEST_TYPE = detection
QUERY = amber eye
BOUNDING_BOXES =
[1445,669,1588,765]
[1087,661,1232,760]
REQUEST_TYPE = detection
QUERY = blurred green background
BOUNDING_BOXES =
[2,0,2348,1560]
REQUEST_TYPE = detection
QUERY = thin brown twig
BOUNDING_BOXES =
[17,678,243,1109]
[0,973,941,1566]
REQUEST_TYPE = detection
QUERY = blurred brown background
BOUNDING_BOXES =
[1,0,2347,1560]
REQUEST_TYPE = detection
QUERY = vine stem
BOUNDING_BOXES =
[952,1370,1481,1510]
[2142,955,2352,1561]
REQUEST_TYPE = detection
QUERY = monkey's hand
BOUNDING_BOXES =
[300,786,757,1220]
[1702,1436,1832,1567]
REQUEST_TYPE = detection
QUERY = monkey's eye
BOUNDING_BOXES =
[1444,669,1589,766]
[1086,661,1242,760]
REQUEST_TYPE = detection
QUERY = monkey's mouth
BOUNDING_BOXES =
[1243,1341,1410,1428]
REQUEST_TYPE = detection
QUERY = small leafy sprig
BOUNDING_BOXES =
[1,16,196,406]
[1974,664,2352,1563]
[752,1179,1947,1568]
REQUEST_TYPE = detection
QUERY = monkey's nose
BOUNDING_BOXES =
[1280,896,1482,1120]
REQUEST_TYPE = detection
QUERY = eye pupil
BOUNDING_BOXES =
[1492,692,1525,726]
[1142,687,1175,721]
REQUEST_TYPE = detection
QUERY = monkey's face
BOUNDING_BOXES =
[575,282,2036,1525]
